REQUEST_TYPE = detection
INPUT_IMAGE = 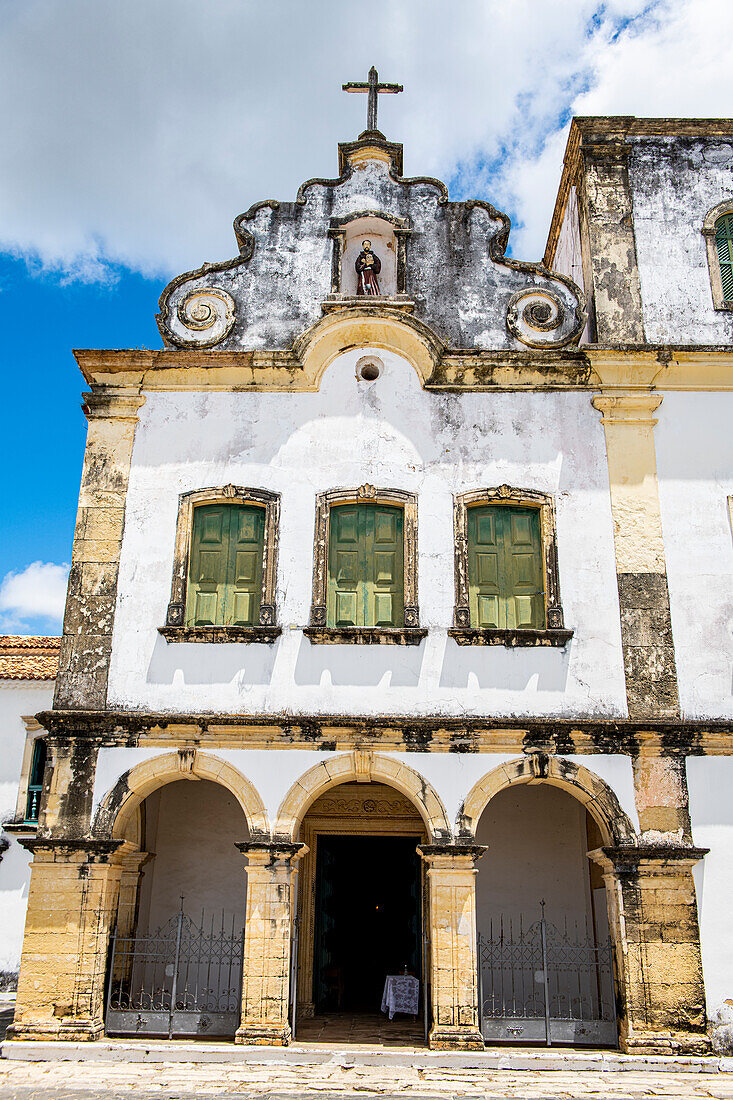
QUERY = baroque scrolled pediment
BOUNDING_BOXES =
[156,134,585,361]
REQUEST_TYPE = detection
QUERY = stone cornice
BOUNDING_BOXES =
[36,709,733,756]
[73,344,733,395]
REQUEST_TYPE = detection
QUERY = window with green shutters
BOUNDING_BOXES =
[185,503,265,627]
[24,737,47,824]
[715,213,733,304]
[327,504,404,627]
[466,504,545,629]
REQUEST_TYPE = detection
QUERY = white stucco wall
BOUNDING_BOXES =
[136,779,248,932]
[655,392,733,719]
[629,138,733,344]
[476,784,598,931]
[0,680,54,972]
[92,746,639,843]
[106,347,626,719]
[687,756,733,1017]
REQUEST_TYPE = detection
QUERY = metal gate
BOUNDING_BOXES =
[477,905,617,1047]
[106,908,245,1038]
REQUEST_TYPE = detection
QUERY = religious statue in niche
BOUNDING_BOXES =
[355,240,381,295]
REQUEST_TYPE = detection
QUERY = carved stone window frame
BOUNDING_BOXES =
[305,484,426,645]
[160,484,281,643]
[327,210,412,300]
[449,486,573,648]
[702,200,733,310]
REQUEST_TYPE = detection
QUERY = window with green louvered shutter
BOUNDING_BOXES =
[467,505,545,629]
[715,214,733,304]
[185,503,264,626]
[327,504,404,628]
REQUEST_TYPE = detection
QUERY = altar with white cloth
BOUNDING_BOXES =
[381,974,420,1020]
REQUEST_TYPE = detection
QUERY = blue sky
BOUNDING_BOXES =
[1,0,731,633]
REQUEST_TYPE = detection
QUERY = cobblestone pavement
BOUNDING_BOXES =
[1,1059,733,1100]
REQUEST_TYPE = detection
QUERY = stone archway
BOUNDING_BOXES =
[93,751,270,1041]
[277,752,449,1045]
[274,750,451,842]
[458,754,637,846]
[93,749,271,844]
[460,755,637,1050]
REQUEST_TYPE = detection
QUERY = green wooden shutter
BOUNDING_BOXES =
[365,505,403,627]
[467,505,545,629]
[225,506,264,626]
[716,214,733,303]
[327,503,404,628]
[186,503,264,627]
[186,505,230,626]
[467,506,502,628]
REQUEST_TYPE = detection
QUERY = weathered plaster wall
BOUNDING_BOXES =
[655,392,733,718]
[0,681,53,972]
[687,756,733,1018]
[136,779,248,932]
[91,746,640,845]
[628,137,733,343]
[106,348,626,719]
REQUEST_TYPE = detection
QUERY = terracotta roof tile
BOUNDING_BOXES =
[0,636,60,681]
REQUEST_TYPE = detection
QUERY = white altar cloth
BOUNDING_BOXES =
[381,975,419,1020]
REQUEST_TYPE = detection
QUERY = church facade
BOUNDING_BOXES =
[4,106,733,1055]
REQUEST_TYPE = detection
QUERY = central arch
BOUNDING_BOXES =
[278,752,449,1044]
[274,751,451,841]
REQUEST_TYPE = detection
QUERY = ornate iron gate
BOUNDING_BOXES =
[477,905,617,1047]
[106,908,245,1038]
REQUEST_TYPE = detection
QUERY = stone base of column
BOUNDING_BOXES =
[6,1019,105,1042]
[235,1023,292,1046]
[428,1024,485,1051]
[620,1031,711,1057]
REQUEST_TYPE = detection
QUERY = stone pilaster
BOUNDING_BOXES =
[55,387,145,710]
[590,845,709,1056]
[8,839,123,1041]
[576,127,645,342]
[633,751,692,843]
[234,842,306,1046]
[591,387,680,719]
[419,844,486,1051]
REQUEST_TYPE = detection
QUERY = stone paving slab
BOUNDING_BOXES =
[1,1038,728,1074]
[1,1059,733,1100]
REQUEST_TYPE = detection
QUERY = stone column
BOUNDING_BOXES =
[8,839,123,1042]
[590,845,709,1056]
[419,844,486,1051]
[234,842,306,1046]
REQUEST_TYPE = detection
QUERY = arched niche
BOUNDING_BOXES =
[329,212,410,298]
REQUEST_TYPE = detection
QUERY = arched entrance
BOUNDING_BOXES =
[284,776,440,1043]
[100,765,252,1040]
[474,781,618,1048]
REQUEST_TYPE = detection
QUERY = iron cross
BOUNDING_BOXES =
[342,66,403,132]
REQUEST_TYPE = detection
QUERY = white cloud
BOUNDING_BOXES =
[0,0,730,277]
[0,561,70,631]
[496,0,733,257]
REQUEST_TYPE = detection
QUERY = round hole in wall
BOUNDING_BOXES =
[356,355,383,382]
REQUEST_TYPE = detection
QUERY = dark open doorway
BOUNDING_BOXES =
[313,834,422,1014]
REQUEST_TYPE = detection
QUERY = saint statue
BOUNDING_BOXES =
[355,240,381,295]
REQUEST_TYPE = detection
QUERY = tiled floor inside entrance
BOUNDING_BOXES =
[295,1012,425,1046]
